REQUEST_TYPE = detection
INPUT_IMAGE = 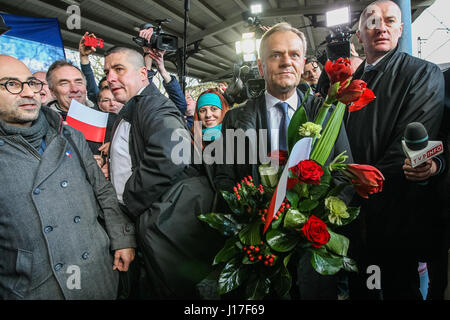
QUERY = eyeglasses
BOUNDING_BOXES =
[0,79,44,94]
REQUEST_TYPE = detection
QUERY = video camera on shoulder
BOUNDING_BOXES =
[317,7,356,64]
[132,19,178,52]
[83,36,104,48]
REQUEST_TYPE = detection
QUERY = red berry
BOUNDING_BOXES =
[271,254,275,258]
[247,250,251,254]
[250,245,254,250]
[243,246,247,251]
[266,255,270,259]
[254,247,260,252]
[237,183,241,188]
[264,261,269,266]
[233,187,237,192]
[258,255,262,260]
[260,241,264,245]
[269,258,274,263]
[286,204,291,209]
[237,195,241,200]
[274,216,278,220]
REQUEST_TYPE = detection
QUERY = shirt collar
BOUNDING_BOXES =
[265,90,298,111]
[365,52,389,69]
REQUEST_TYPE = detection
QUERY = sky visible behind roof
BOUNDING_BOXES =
[412,0,450,64]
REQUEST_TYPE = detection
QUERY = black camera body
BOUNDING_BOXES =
[133,21,178,52]
[318,25,356,64]
[223,63,265,105]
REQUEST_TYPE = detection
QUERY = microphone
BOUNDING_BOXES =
[402,122,443,168]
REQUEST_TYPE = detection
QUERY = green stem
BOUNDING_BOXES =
[310,102,347,166]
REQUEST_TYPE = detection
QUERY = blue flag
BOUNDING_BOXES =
[0,13,65,73]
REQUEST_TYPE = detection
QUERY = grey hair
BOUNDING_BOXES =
[358,0,402,31]
[46,60,86,89]
[259,22,307,60]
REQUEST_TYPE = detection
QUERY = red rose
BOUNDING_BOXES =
[268,149,288,166]
[301,215,330,248]
[345,164,385,199]
[337,80,375,112]
[290,160,323,185]
[324,58,353,85]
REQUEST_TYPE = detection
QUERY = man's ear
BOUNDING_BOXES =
[140,66,148,81]
[257,59,264,77]
[356,30,362,44]
[399,22,404,37]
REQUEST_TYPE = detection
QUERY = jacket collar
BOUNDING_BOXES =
[355,45,401,79]
[118,82,159,122]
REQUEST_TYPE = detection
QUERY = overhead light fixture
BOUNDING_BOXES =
[235,32,261,62]
[326,7,350,28]
[250,4,262,15]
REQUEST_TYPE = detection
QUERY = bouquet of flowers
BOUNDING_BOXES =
[198,58,383,299]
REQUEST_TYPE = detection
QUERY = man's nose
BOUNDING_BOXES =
[280,53,292,66]
[21,82,35,98]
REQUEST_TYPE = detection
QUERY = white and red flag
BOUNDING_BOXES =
[264,137,312,233]
[66,100,109,143]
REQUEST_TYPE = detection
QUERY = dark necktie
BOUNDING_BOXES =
[275,101,290,151]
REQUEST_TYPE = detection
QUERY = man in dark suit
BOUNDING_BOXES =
[345,0,444,299]
[215,22,353,299]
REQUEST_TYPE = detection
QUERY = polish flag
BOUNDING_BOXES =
[264,137,312,233]
[66,100,109,143]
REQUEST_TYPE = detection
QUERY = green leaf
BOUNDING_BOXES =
[286,190,299,208]
[245,275,271,300]
[310,102,347,166]
[343,256,359,273]
[218,258,245,294]
[220,190,241,214]
[270,214,283,229]
[309,184,330,201]
[242,255,259,265]
[325,230,349,256]
[298,199,319,212]
[283,209,308,230]
[339,206,360,226]
[310,248,343,275]
[198,212,239,236]
[214,237,240,265]
[266,228,299,252]
[272,254,293,298]
[238,221,262,245]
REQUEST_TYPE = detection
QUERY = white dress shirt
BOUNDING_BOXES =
[265,90,299,153]
[110,86,147,204]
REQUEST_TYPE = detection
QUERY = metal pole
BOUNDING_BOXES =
[182,0,190,94]
[394,0,412,54]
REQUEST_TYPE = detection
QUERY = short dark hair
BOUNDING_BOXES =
[46,60,85,89]
[104,46,145,69]
[98,76,108,90]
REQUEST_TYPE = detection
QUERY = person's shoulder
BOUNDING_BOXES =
[397,52,441,73]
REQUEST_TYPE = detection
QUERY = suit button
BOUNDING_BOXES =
[82,252,89,260]
[54,263,63,271]
[61,181,68,188]
[33,187,40,195]
[0,139,4,146]
[44,226,53,233]
[74,216,81,223]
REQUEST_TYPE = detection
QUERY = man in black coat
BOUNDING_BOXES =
[345,0,445,299]
[104,42,221,299]
[215,22,354,299]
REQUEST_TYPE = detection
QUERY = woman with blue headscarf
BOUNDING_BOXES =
[192,89,230,147]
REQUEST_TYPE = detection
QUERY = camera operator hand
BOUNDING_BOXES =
[79,31,97,65]
[139,28,171,84]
